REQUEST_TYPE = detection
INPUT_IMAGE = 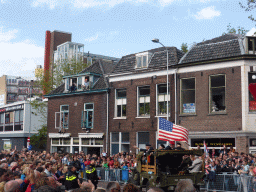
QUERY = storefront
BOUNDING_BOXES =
[49,133,104,155]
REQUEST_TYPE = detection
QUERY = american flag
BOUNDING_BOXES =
[157,117,189,143]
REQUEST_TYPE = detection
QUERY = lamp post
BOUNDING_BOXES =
[152,38,169,121]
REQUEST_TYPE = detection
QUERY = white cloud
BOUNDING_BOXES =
[85,34,99,42]
[194,6,221,19]
[0,27,44,78]
[32,0,59,9]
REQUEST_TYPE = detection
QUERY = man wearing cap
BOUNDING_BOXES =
[174,142,185,150]
[133,144,154,155]
[64,163,80,190]
[86,158,99,189]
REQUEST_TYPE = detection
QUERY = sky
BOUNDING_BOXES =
[0,0,255,78]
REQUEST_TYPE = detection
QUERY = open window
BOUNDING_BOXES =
[209,74,226,113]
[81,103,94,129]
[55,105,69,129]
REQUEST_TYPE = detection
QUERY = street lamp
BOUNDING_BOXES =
[152,38,169,121]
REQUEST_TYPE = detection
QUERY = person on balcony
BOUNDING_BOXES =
[70,83,77,92]
[82,78,90,90]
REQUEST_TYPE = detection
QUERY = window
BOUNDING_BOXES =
[63,138,70,145]
[14,110,23,131]
[115,89,126,118]
[73,138,79,145]
[136,53,152,68]
[249,73,256,112]
[5,112,14,131]
[138,86,150,116]
[180,78,196,114]
[78,77,82,90]
[52,138,59,145]
[110,132,130,155]
[248,37,256,53]
[137,132,149,150]
[81,103,94,129]
[55,105,69,129]
[157,84,170,116]
[0,113,4,132]
[210,74,226,113]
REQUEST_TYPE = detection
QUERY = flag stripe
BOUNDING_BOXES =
[158,117,189,143]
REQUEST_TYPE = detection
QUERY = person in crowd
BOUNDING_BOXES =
[133,144,154,155]
[175,179,196,192]
[188,155,203,173]
[44,162,53,177]
[86,158,99,190]
[159,144,165,150]
[64,163,80,190]
[70,83,77,92]
[83,78,90,90]
[106,181,121,192]
[174,143,185,150]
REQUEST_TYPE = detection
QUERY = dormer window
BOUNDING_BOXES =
[136,52,152,69]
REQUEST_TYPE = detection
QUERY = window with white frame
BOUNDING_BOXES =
[157,84,170,116]
[51,138,70,153]
[180,78,196,114]
[136,52,152,68]
[209,74,226,113]
[55,105,69,129]
[0,113,4,132]
[115,89,126,118]
[81,103,94,129]
[111,132,130,155]
[138,86,150,117]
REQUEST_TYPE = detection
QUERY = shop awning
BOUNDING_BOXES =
[78,133,104,138]
[49,133,71,138]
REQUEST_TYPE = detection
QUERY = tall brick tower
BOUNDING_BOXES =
[43,30,72,94]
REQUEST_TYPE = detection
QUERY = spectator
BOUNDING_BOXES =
[4,180,20,192]
[175,179,196,192]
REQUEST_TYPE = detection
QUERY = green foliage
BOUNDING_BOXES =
[181,43,188,53]
[223,23,249,36]
[240,0,256,22]
[30,125,47,149]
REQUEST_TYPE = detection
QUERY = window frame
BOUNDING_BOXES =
[110,132,130,156]
[180,77,196,115]
[81,103,94,129]
[137,86,150,117]
[135,52,152,69]
[209,74,226,113]
[55,105,69,129]
[156,84,170,117]
[115,89,127,118]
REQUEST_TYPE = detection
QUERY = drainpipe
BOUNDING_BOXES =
[106,91,109,154]
[174,68,178,124]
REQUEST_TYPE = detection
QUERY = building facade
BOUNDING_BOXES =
[45,60,116,155]
[107,30,256,155]
[0,75,41,105]
[0,100,46,151]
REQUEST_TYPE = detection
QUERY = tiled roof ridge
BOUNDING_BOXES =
[111,55,136,73]
[178,44,197,64]
[195,38,240,48]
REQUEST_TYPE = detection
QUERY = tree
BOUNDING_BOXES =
[181,43,188,53]
[30,125,47,150]
[240,0,256,23]
[223,23,248,36]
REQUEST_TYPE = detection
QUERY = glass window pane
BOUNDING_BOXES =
[143,56,147,67]
[78,77,82,89]
[122,133,129,143]
[158,101,166,115]
[117,105,121,117]
[5,113,10,124]
[95,139,103,145]
[211,87,226,111]
[52,139,59,145]
[14,111,19,123]
[9,112,14,124]
[112,144,119,155]
[137,57,141,68]
[158,84,167,94]
[63,138,70,145]
[52,146,57,153]
[145,103,150,115]
[182,78,195,89]
[86,104,93,109]
[20,110,24,122]
[117,89,126,98]
[73,138,79,145]
[122,105,126,117]
[211,75,225,87]
[112,132,119,142]
[88,111,93,127]
[121,144,129,153]
[82,138,90,145]
[138,132,149,144]
[61,105,69,111]
[139,86,150,96]
[0,114,4,124]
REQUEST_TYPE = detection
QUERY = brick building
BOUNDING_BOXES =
[107,29,256,155]
[45,60,116,155]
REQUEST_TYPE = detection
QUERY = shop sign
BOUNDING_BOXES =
[191,138,235,147]
[0,104,24,113]
[183,103,195,113]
